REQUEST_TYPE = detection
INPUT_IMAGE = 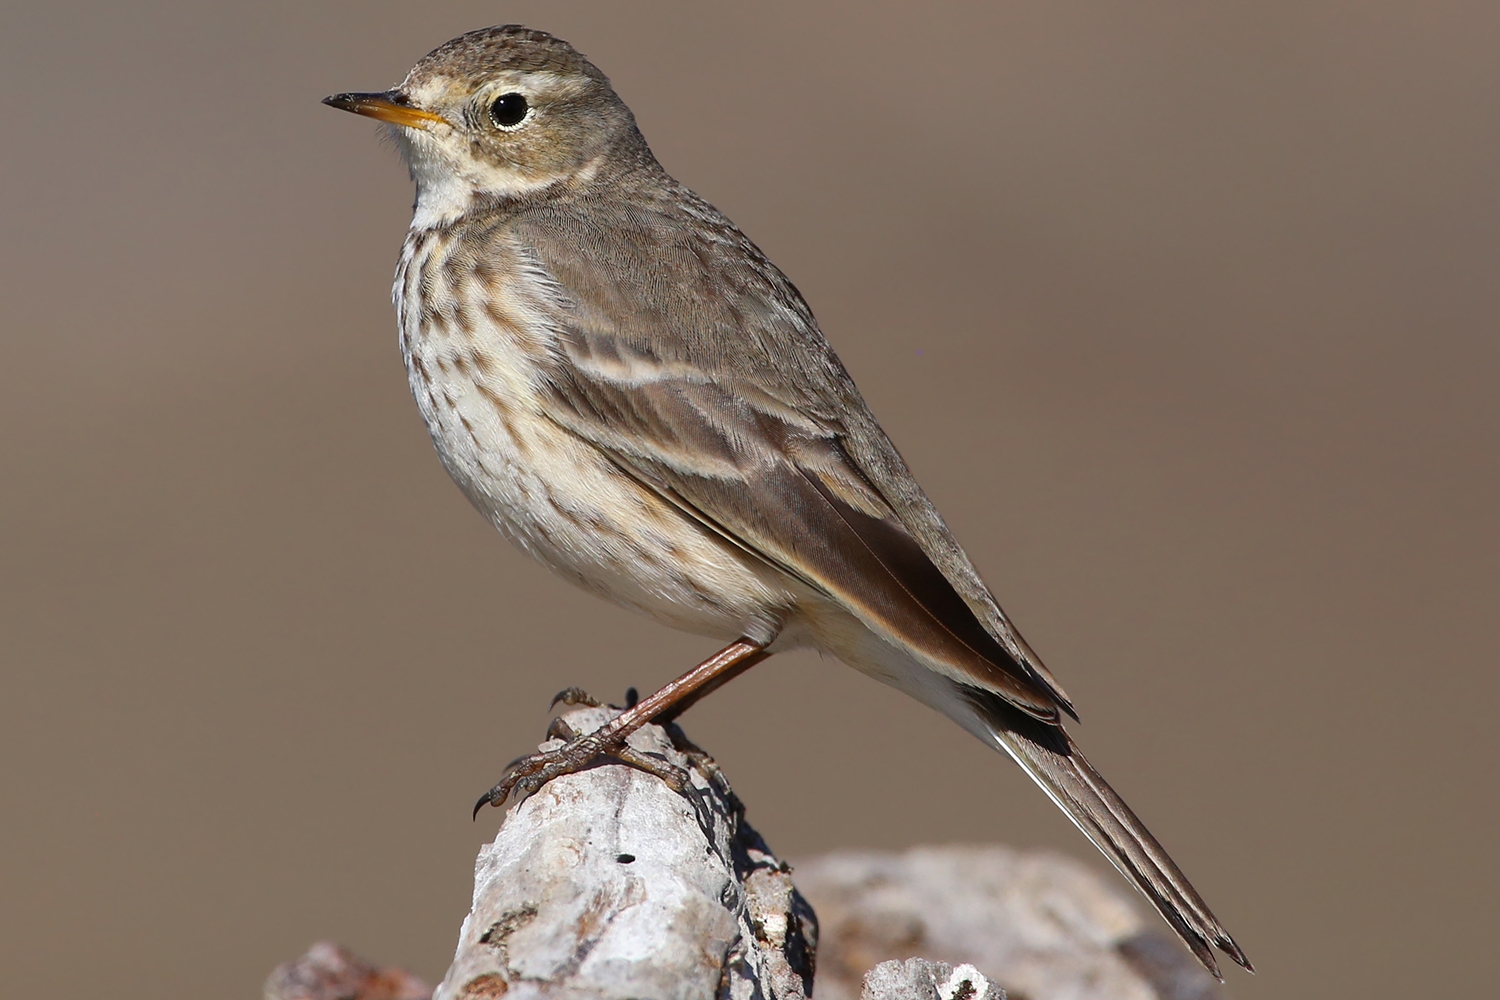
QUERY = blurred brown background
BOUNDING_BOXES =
[1,2,1495,998]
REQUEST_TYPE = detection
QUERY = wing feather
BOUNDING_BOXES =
[505,193,1074,719]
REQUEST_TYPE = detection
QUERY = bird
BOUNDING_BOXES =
[323,24,1251,979]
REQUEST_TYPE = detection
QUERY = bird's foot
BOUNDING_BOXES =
[664,722,741,809]
[473,717,690,816]
[549,686,600,709]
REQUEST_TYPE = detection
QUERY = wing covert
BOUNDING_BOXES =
[506,193,1075,719]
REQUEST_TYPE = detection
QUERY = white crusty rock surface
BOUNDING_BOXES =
[273,713,1229,1000]
[432,706,816,1000]
[860,959,1005,1000]
[794,845,1227,1000]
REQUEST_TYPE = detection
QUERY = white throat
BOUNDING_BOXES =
[400,130,560,231]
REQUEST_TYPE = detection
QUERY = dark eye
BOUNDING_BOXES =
[488,93,529,128]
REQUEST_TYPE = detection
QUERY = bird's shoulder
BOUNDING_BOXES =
[456,173,861,422]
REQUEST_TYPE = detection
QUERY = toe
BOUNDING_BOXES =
[550,687,600,709]
[545,717,579,742]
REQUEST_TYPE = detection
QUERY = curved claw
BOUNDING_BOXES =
[472,752,538,818]
[624,686,639,708]
[550,687,600,710]
[473,778,514,818]
[545,717,579,742]
[472,776,523,817]
[470,734,609,818]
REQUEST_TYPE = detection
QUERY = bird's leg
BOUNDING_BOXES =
[474,638,771,815]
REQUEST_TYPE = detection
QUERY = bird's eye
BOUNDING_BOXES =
[488,93,529,129]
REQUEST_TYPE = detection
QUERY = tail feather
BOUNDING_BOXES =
[965,688,1253,980]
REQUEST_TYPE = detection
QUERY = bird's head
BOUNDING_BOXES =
[324,25,650,228]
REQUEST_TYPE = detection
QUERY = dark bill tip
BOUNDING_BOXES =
[321,91,448,129]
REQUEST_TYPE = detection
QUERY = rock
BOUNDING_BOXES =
[794,845,1226,1000]
[860,958,1005,1000]
[431,706,816,1000]
[264,941,431,1000]
[269,719,1228,1000]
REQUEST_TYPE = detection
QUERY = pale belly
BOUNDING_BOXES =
[395,243,796,646]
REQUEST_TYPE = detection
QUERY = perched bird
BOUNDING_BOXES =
[324,25,1251,978]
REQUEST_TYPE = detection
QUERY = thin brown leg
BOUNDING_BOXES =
[474,638,771,814]
[654,646,766,723]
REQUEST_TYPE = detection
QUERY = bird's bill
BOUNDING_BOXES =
[322,91,448,130]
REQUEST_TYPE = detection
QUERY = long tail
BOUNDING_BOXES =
[962,687,1253,980]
